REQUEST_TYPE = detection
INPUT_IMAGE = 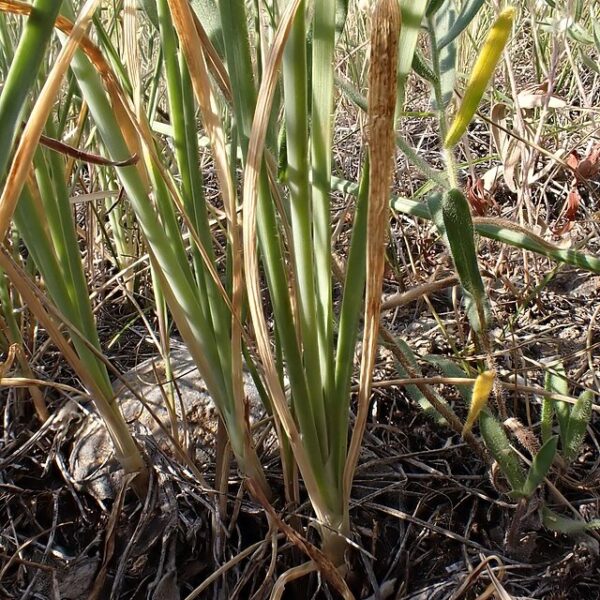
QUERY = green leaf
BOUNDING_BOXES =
[440,189,489,332]
[479,410,526,494]
[564,391,593,462]
[540,395,554,446]
[426,0,446,18]
[0,0,63,179]
[432,2,457,108]
[522,436,558,497]
[542,506,600,535]
[390,194,600,275]
[437,0,486,49]
[567,23,594,45]
[191,0,225,58]
[335,0,349,40]
[397,0,429,108]
[139,0,159,29]
[412,49,438,85]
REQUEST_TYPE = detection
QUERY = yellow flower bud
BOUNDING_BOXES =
[462,370,496,436]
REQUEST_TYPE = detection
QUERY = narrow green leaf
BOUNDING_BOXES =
[397,0,428,109]
[333,161,369,482]
[540,395,554,445]
[426,0,445,18]
[544,362,570,447]
[393,339,449,424]
[431,2,457,108]
[412,49,438,85]
[437,0,486,49]
[335,0,349,40]
[522,436,558,497]
[423,354,472,403]
[139,0,159,29]
[190,0,225,57]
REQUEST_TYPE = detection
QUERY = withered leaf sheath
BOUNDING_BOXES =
[368,0,400,239]
[444,6,516,148]
[345,0,400,496]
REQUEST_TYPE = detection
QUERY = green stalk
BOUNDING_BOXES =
[332,161,369,492]
[311,0,335,446]
[0,0,63,178]
[427,13,458,188]
[217,0,324,474]
[282,0,328,458]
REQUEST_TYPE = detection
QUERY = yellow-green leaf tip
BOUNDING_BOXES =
[444,6,516,148]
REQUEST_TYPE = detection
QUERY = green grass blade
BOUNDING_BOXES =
[283,1,328,455]
[437,0,486,49]
[333,161,369,483]
[397,0,428,110]
[311,0,336,451]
